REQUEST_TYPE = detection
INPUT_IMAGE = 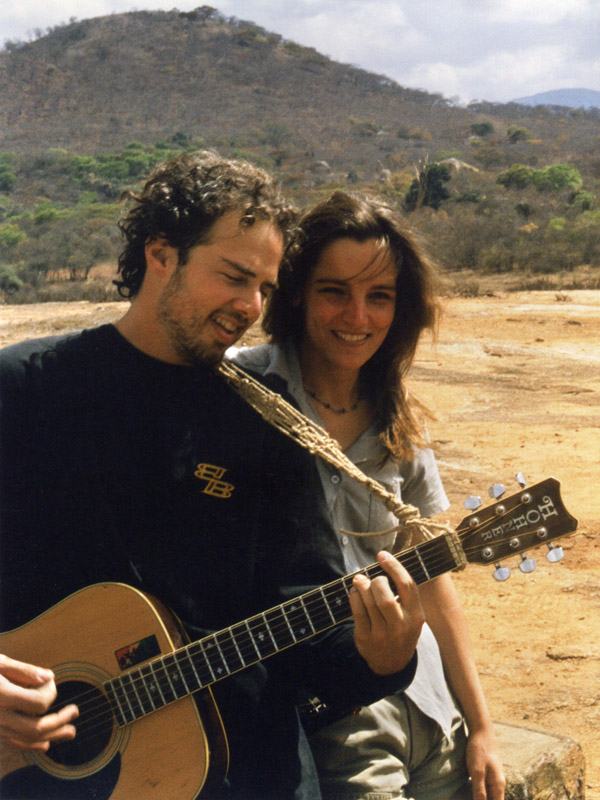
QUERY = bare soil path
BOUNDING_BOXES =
[1,291,599,794]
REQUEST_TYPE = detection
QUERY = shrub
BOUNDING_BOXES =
[569,190,596,210]
[507,126,532,144]
[497,164,534,189]
[470,122,494,137]
[532,163,582,192]
[405,163,451,211]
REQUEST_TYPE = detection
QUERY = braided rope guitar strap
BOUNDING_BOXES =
[218,360,454,549]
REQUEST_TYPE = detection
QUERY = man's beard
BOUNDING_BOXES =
[160,312,229,367]
[157,271,243,367]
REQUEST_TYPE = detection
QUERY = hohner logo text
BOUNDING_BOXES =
[481,495,558,541]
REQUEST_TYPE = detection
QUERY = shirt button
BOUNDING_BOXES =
[341,536,349,546]
[331,475,340,484]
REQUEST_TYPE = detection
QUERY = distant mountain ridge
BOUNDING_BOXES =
[512,88,600,110]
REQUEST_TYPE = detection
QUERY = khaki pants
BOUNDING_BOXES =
[309,694,471,800]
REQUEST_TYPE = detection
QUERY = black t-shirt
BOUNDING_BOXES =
[0,325,414,799]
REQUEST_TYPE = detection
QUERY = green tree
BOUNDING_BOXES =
[569,190,596,210]
[507,125,532,144]
[0,167,17,192]
[405,163,451,211]
[470,122,494,137]
[532,163,582,192]
[497,164,534,190]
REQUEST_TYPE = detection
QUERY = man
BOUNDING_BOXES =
[0,152,424,799]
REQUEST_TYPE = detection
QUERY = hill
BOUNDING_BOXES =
[513,88,600,110]
[1,9,600,301]
[2,9,599,175]
[0,8,468,167]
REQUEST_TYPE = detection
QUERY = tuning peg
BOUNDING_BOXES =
[464,495,482,510]
[518,553,537,573]
[515,472,527,488]
[493,563,511,581]
[546,543,564,563]
[488,483,505,499]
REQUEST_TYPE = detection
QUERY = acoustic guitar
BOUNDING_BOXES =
[0,477,577,799]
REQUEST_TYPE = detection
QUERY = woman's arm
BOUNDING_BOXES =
[419,574,506,800]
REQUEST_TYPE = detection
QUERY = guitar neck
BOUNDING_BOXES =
[104,532,463,726]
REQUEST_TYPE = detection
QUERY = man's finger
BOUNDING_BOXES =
[0,655,54,688]
[0,703,78,744]
[376,551,421,607]
[0,677,58,716]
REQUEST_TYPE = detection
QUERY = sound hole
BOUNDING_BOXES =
[46,680,114,767]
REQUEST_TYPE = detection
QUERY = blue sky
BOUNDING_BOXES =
[1,0,599,104]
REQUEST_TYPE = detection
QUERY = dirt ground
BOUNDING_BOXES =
[1,291,599,794]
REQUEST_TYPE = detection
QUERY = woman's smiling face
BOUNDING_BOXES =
[300,237,398,375]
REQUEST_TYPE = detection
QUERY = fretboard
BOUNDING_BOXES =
[105,531,462,726]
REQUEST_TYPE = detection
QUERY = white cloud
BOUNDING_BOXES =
[488,0,593,25]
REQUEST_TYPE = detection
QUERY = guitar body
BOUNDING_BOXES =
[0,479,578,799]
[0,583,228,800]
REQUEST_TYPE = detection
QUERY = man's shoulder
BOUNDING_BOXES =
[0,326,114,387]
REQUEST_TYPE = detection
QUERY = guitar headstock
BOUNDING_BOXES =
[456,477,578,573]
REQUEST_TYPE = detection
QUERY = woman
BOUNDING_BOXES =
[231,191,505,800]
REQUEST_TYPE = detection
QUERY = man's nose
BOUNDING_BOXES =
[231,287,263,324]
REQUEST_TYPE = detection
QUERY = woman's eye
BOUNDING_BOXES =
[370,291,395,302]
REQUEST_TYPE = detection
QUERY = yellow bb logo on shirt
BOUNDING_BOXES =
[194,463,235,498]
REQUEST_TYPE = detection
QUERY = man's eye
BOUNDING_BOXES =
[223,273,244,284]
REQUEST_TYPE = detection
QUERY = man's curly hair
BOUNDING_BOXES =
[114,151,296,298]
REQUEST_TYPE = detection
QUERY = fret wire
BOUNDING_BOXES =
[111,534,465,715]
[127,669,149,717]
[213,634,231,674]
[299,596,316,633]
[127,668,152,716]
[173,651,193,693]
[201,636,229,679]
[198,638,218,682]
[163,656,181,698]
[188,645,204,688]
[105,681,128,726]
[118,675,137,721]
[215,630,243,672]
[138,664,158,711]
[269,608,296,651]
[278,606,298,643]
[319,586,337,624]
[188,642,215,686]
[155,659,177,703]
[244,619,263,659]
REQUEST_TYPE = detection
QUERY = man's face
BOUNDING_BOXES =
[157,212,283,366]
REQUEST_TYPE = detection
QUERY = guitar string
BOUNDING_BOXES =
[47,537,459,739]
[46,496,556,737]
[46,499,558,746]
[48,520,550,747]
